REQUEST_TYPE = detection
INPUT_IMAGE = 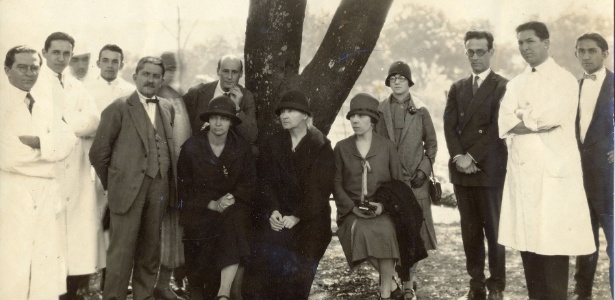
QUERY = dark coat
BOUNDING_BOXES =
[182,80,258,143]
[443,71,508,187]
[90,92,177,214]
[374,180,428,268]
[177,129,256,239]
[577,69,614,213]
[257,127,334,260]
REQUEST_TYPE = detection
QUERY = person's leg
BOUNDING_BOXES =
[183,240,207,300]
[132,176,168,299]
[601,210,614,298]
[103,177,151,300]
[217,264,239,298]
[483,187,506,293]
[378,259,396,298]
[520,251,542,300]
[573,199,600,297]
[542,254,569,300]
[454,185,487,291]
[230,266,244,300]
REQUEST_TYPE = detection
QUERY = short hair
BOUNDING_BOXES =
[516,21,550,41]
[576,32,609,52]
[44,32,75,51]
[217,55,243,74]
[98,44,124,62]
[464,30,494,50]
[135,56,165,77]
[4,45,42,68]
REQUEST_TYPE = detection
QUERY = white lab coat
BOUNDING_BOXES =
[498,58,595,255]
[32,67,101,275]
[0,85,79,299]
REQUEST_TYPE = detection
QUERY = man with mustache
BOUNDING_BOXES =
[90,56,178,300]
[183,54,258,152]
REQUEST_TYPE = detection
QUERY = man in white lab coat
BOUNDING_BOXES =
[0,45,78,299]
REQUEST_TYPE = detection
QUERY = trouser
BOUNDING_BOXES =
[573,195,614,298]
[59,274,91,300]
[103,175,168,300]
[520,251,568,300]
[454,185,506,291]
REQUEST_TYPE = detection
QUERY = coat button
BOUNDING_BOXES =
[460,112,465,117]
[478,130,483,133]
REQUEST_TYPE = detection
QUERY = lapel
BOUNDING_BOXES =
[126,92,149,151]
[582,70,615,145]
[461,71,497,130]
[575,79,583,143]
[158,100,176,158]
[350,133,382,161]
[399,96,420,142]
[378,96,396,142]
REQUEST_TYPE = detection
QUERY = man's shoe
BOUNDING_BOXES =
[487,289,503,300]
[567,292,592,300]
[458,287,487,300]
[154,286,186,300]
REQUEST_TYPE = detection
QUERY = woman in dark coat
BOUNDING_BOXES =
[245,90,334,300]
[177,96,256,300]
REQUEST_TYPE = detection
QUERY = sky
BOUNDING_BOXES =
[1,0,612,60]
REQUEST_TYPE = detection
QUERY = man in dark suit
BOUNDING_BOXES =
[443,30,508,300]
[90,56,177,300]
[183,54,257,146]
[569,32,614,300]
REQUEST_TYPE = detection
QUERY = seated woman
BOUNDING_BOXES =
[244,90,335,299]
[177,96,256,300]
[334,93,403,300]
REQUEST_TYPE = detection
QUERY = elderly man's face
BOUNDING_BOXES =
[42,40,72,74]
[97,50,123,82]
[5,52,41,92]
[217,57,242,91]
[133,63,164,98]
[69,53,90,80]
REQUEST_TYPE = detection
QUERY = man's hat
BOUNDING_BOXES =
[346,93,380,122]
[199,96,242,125]
[275,90,311,116]
[385,61,414,87]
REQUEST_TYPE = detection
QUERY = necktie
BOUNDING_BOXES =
[146,98,159,104]
[583,73,597,81]
[531,67,536,72]
[26,93,35,114]
[57,73,64,88]
[472,76,479,95]
[223,92,231,97]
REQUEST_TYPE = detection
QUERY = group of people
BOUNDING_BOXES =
[0,19,612,300]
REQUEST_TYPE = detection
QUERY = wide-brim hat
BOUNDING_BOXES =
[385,61,414,87]
[199,95,242,125]
[275,90,311,116]
[346,93,380,122]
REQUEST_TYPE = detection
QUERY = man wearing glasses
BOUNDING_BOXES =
[443,30,509,300]
[0,45,78,299]
[375,61,438,299]
[183,54,258,152]
[568,32,614,300]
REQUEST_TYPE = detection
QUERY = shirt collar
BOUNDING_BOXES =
[97,75,118,86]
[525,57,554,74]
[136,89,157,104]
[214,80,226,96]
[41,64,65,79]
[390,93,412,105]
[472,68,491,81]
[585,66,606,78]
[6,83,29,104]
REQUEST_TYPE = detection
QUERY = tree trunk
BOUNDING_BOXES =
[245,0,393,140]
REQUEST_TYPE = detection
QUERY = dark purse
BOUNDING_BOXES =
[427,156,442,205]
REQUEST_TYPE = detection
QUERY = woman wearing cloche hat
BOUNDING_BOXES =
[177,95,256,300]
[334,93,405,299]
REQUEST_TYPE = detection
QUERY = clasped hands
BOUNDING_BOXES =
[211,193,235,213]
[269,210,300,231]
[454,153,480,174]
[352,202,384,219]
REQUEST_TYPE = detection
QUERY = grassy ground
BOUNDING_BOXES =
[309,206,612,300]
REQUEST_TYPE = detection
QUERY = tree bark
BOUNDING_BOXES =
[245,0,393,140]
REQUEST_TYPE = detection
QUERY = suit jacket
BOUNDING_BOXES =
[443,71,508,187]
[183,80,258,143]
[376,94,437,199]
[576,69,614,210]
[89,92,177,214]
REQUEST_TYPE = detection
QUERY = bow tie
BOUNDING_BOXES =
[583,73,597,81]
[146,98,159,104]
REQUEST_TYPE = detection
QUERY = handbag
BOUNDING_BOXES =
[426,156,442,205]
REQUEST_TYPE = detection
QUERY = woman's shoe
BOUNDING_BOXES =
[403,288,417,300]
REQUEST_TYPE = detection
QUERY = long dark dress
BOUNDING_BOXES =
[177,129,256,299]
[244,127,335,300]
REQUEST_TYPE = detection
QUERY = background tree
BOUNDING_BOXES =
[244,0,393,140]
